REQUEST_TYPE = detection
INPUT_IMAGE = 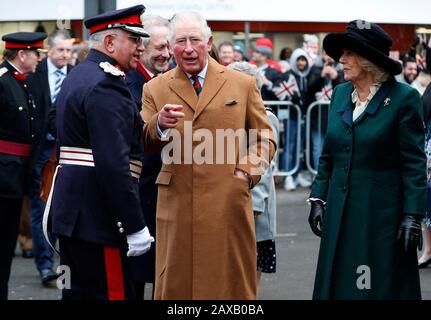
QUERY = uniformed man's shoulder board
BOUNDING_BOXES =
[0,67,9,77]
[99,62,125,78]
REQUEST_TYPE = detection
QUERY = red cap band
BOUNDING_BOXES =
[89,15,141,34]
[5,40,44,49]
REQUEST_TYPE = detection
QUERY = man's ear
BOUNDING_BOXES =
[104,34,116,53]
[17,50,27,63]
[207,36,213,51]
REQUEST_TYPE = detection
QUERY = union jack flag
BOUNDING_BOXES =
[315,84,333,102]
[272,74,299,101]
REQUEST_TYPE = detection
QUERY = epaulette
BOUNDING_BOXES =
[99,62,125,78]
[0,67,9,77]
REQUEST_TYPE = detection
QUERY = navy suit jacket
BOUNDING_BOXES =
[27,59,72,148]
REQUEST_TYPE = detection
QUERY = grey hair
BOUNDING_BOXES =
[88,30,117,49]
[142,15,169,47]
[48,29,71,48]
[229,61,264,90]
[168,11,212,44]
[356,54,390,84]
[304,34,318,44]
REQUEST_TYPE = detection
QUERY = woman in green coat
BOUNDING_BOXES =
[308,20,426,300]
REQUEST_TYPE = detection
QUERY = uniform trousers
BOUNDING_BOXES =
[0,197,22,300]
[58,236,135,300]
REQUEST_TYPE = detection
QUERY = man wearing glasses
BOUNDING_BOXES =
[45,5,154,299]
[0,31,47,300]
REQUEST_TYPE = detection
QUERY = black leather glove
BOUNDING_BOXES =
[308,201,325,237]
[397,214,423,252]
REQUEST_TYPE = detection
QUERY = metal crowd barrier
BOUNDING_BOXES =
[263,101,301,177]
[305,101,330,175]
[264,100,330,177]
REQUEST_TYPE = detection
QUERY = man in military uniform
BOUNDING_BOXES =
[47,5,154,300]
[0,32,47,300]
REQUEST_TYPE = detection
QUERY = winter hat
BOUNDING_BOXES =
[253,37,273,57]
[323,20,402,75]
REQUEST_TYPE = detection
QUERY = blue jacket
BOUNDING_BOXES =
[51,49,145,247]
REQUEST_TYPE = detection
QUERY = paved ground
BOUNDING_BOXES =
[8,185,431,300]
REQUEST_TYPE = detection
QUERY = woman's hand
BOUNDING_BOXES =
[308,201,325,237]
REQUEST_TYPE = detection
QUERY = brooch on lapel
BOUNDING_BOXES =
[99,62,125,78]
[384,97,391,106]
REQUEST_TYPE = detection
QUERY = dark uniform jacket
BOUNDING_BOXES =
[126,65,160,283]
[51,49,146,247]
[0,61,37,199]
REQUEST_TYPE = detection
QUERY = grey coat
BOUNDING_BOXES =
[253,110,279,242]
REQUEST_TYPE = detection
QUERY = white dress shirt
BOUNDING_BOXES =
[351,84,381,121]
[47,58,67,103]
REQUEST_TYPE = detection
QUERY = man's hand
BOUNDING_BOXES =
[234,168,252,188]
[157,104,184,131]
[126,227,154,257]
[321,66,338,80]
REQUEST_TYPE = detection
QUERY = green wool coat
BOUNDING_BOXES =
[310,78,426,300]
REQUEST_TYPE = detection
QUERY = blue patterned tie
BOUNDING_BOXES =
[52,69,65,103]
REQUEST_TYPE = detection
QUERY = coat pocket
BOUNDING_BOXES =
[155,171,172,222]
[156,171,172,186]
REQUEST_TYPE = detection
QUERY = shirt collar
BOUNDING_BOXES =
[351,83,381,105]
[185,60,209,81]
[144,66,155,79]
[47,58,67,75]
[6,59,24,74]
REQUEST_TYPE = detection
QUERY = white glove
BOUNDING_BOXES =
[126,226,154,257]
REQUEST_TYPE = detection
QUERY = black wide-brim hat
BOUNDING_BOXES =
[323,20,402,75]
